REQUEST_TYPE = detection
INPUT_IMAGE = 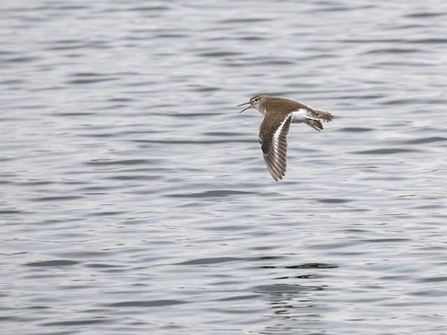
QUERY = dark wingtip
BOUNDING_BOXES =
[305,119,323,131]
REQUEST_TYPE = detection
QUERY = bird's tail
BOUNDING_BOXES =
[304,109,334,131]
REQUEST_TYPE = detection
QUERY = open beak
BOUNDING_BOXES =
[238,101,252,114]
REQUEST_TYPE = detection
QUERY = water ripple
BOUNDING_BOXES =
[2,1,447,334]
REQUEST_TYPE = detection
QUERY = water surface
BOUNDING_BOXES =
[1,0,447,334]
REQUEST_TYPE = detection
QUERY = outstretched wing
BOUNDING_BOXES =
[258,114,293,181]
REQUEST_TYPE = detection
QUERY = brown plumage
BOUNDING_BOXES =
[239,95,333,181]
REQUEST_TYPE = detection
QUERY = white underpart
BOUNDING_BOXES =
[291,108,314,123]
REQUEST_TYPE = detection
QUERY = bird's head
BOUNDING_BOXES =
[238,95,265,113]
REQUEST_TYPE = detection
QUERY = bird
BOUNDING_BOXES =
[239,95,333,181]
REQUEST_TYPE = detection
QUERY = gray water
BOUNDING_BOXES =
[1,0,447,334]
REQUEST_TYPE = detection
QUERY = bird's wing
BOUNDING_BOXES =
[258,114,293,181]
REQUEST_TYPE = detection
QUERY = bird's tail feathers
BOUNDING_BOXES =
[304,118,324,131]
[312,109,334,122]
[304,109,333,131]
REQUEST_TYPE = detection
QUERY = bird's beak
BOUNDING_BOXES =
[238,101,251,114]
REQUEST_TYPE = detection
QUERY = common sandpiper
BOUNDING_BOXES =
[239,95,333,181]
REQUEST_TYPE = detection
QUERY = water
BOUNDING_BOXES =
[1,0,447,334]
